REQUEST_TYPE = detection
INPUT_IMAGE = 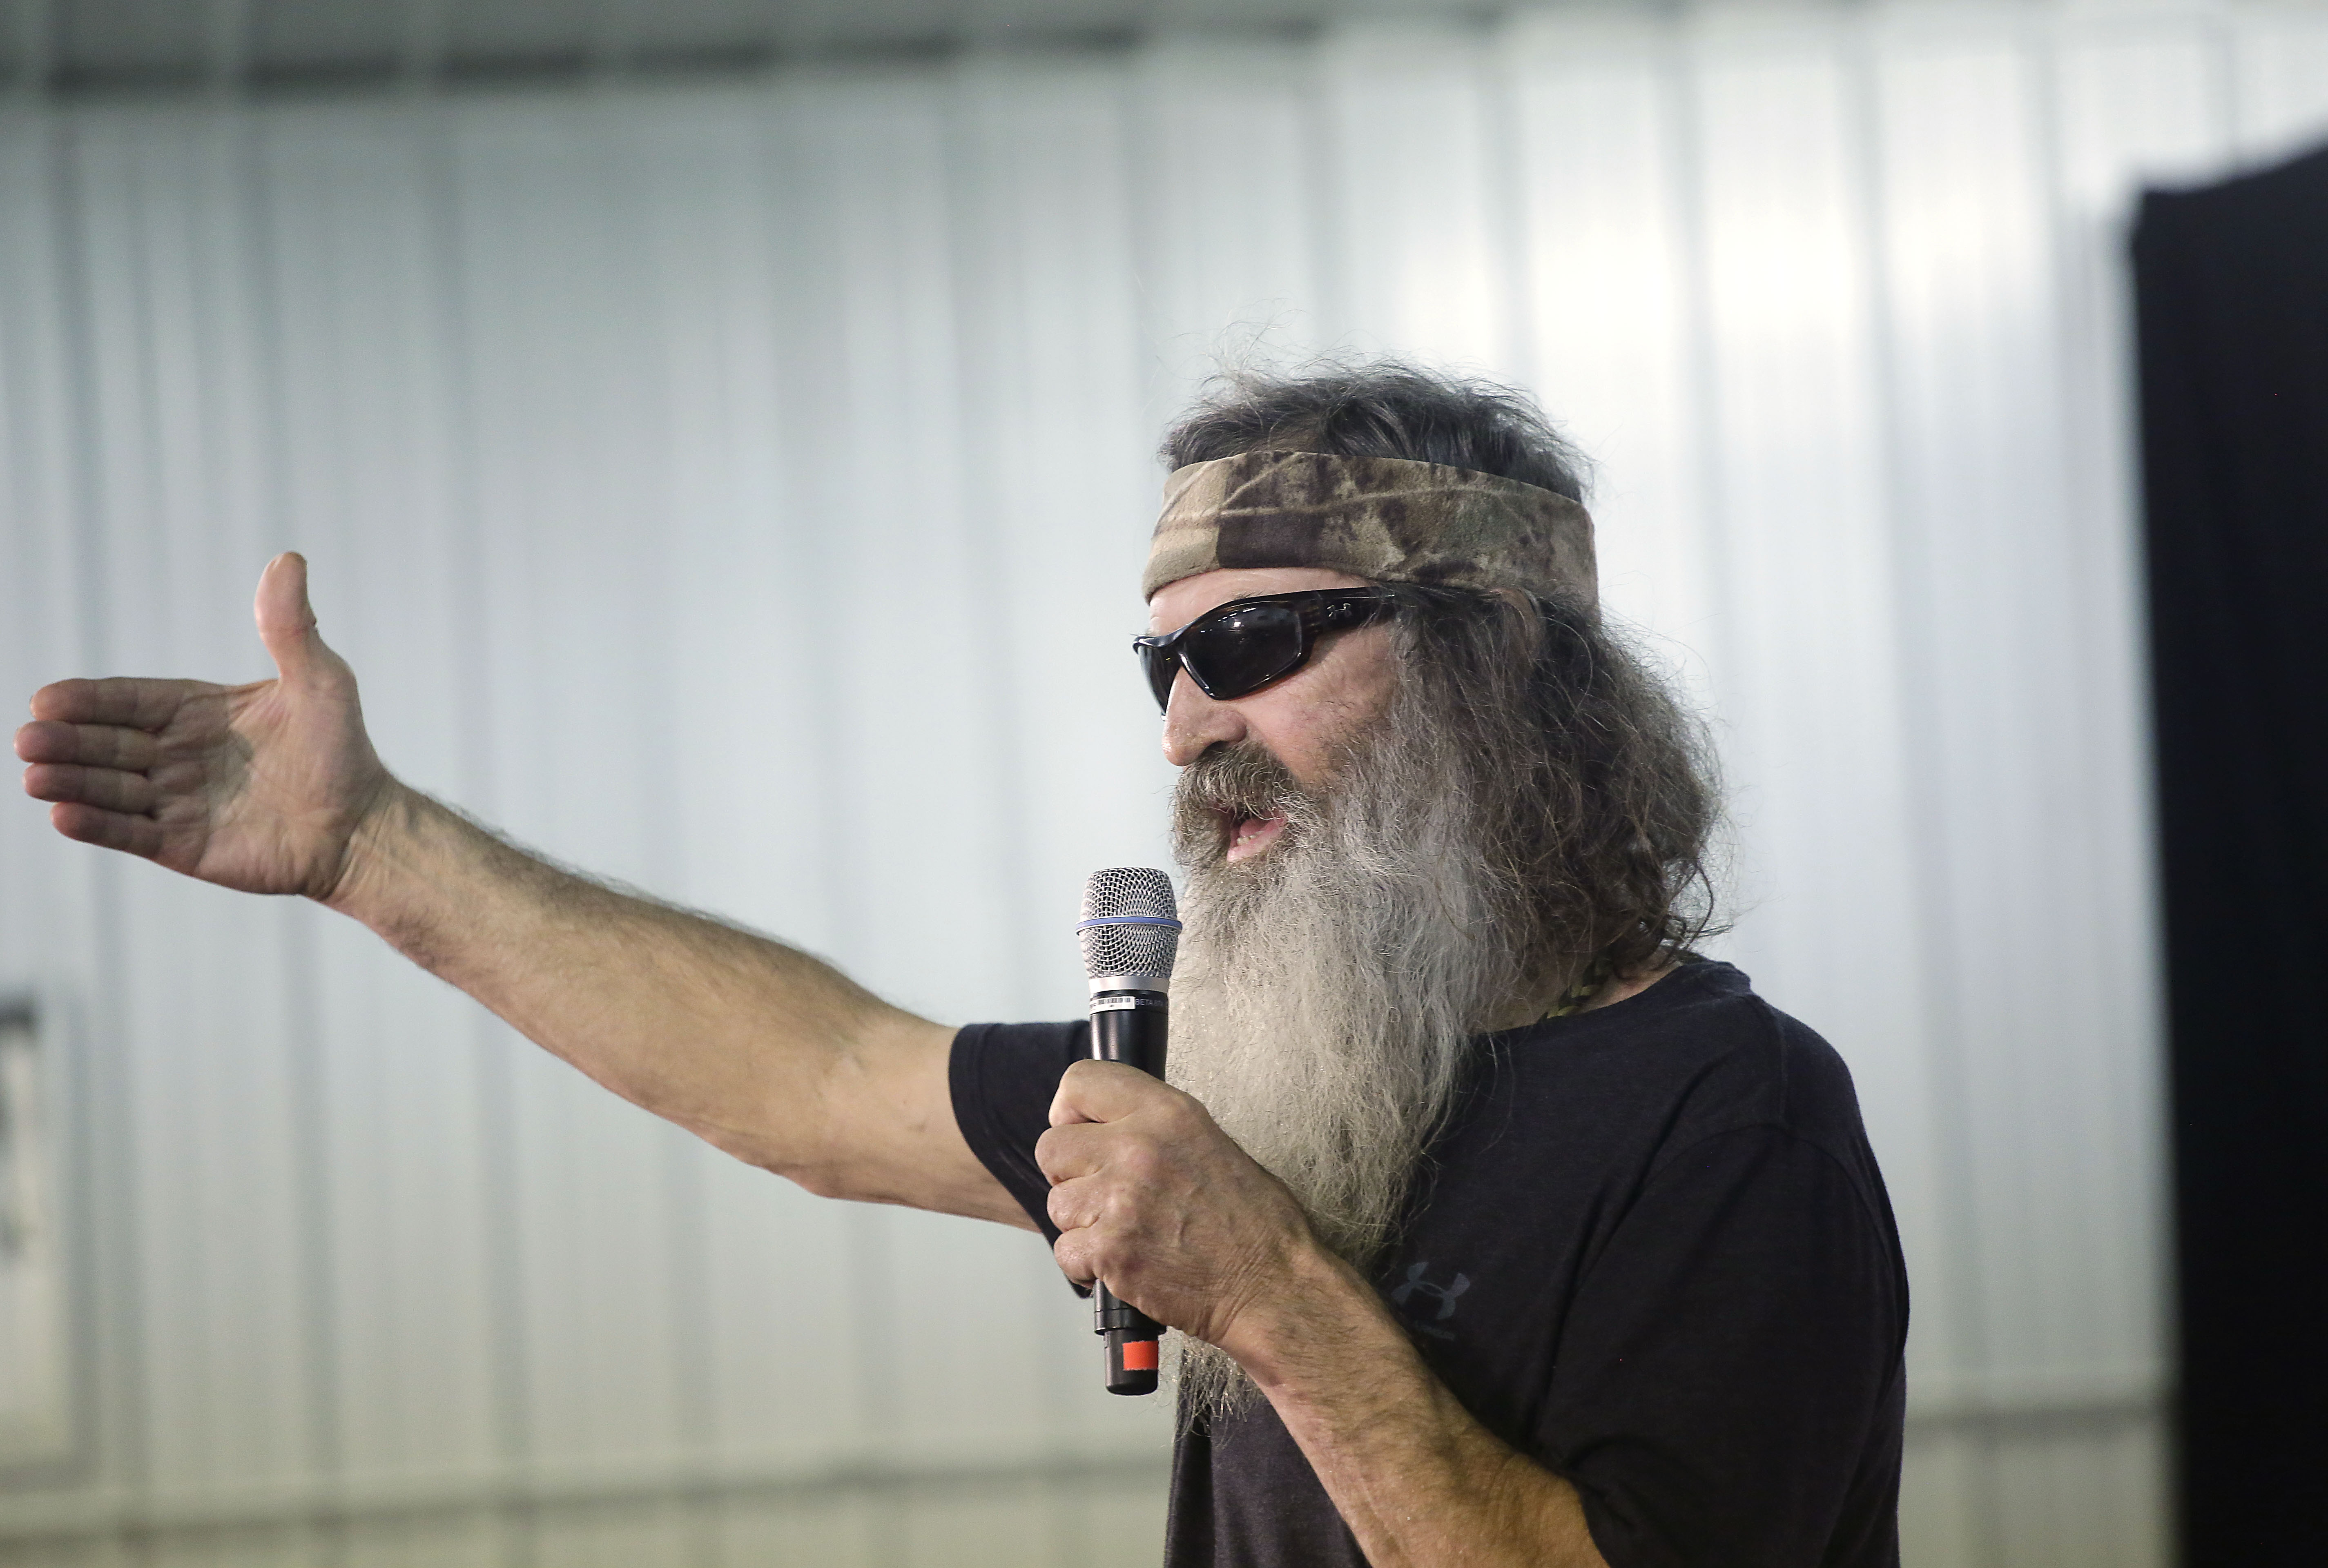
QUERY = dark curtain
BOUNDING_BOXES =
[2134,145,2328,1567]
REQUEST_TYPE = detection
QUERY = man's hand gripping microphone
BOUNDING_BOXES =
[1075,868,1181,1396]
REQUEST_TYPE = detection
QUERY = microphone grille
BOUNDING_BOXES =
[1078,867,1181,982]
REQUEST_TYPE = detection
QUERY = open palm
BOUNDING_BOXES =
[16,554,392,899]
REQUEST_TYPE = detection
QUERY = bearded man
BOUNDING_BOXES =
[17,363,1908,1568]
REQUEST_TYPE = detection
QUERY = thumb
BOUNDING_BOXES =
[254,552,331,685]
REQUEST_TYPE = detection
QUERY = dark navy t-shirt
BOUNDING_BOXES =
[949,959,1908,1568]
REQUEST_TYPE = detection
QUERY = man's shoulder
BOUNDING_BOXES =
[1485,958,1875,1169]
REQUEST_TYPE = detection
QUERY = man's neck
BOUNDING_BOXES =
[1581,963,1674,1013]
[1486,961,1677,1031]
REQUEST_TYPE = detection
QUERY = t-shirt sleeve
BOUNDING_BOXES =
[948,1020,1087,1242]
[1541,1124,1908,1568]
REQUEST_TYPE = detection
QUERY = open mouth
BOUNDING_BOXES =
[1175,742,1307,870]
[1223,811,1289,864]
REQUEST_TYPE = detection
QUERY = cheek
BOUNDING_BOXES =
[1305,635,1398,735]
[1254,644,1397,782]
[1341,639,1400,721]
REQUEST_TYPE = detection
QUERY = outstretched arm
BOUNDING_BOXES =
[16,554,1022,1225]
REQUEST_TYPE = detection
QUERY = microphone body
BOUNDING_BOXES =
[1075,867,1182,1398]
[1089,986,1168,1394]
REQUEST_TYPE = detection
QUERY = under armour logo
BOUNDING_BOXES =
[1390,1261,1471,1322]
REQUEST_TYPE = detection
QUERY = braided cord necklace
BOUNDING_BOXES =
[1542,953,1616,1021]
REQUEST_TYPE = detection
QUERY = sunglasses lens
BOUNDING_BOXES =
[1184,603,1306,700]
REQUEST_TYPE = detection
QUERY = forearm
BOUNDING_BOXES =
[321,781,943,1196]
[1234,1251,1608,1568]
[20,564,1003,1218]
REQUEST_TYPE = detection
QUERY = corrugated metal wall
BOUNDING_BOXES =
[4,4,2325,1564]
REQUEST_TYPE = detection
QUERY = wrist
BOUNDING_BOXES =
[1219,1238,1420,1406]
[317,775,426,918]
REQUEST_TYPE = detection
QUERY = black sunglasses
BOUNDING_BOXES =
[1132,588,1398,714]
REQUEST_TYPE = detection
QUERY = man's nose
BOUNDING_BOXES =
[1160,672,1247,767]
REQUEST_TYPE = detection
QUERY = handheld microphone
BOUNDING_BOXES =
[1076,867,1181,1396]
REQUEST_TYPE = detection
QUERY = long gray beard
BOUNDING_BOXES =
[1162,696,1530,1428]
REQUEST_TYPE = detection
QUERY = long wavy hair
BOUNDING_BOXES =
[1388,581,1719,986]
[1164,358,1721,983]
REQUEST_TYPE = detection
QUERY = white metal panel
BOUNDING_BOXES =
[442,95,701,1508]
[1987,1417,2172,1568]
[2230,1,2328,158]
[948,53,1177,1020]
[1318,20,1517,376]
[760,70,1102,1479]
[713,1490,883,1567]
[943,55,1183,1484]
[0,104,138,1531]
[250,99,507,1497]
[1869,7,2109,1397]
[339,1515,506,1568]
[630,84,872,1474]
[1131,36,1329,412]
[12,2,2314,1560]
[1501,11,1723,676]
[1682,15,1941,1249]
[0,109,95,1481]
[63,106,324,1512]
[1866,13,2169,1562]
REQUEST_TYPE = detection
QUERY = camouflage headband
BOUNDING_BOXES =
[1142,450,1598,608]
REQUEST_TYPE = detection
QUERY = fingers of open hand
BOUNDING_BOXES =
[16,719,161,770]
[18,705,171,862]
[47,802,164,858]
[21,762,157,814]
[29,677,195,729]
